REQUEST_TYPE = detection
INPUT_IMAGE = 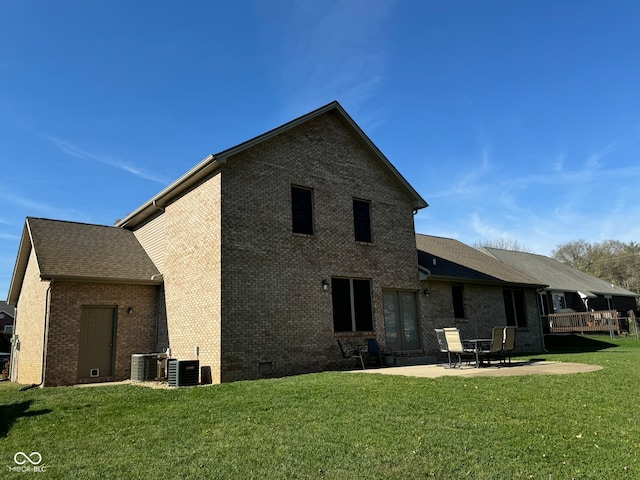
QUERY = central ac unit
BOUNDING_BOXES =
[167,359,199,387]
[131,354,157,382]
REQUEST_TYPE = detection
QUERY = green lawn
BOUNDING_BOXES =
[2,335,640,479]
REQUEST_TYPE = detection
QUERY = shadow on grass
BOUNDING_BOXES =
[0,400,52,438]
[544,334,619,354]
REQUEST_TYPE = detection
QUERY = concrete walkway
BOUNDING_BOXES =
[347,360,603,378]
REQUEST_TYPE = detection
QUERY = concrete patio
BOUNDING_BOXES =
[347,359,603,378]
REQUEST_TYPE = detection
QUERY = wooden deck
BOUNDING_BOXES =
[548,310,620,334]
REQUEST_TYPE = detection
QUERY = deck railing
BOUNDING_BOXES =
[548,310,620,334]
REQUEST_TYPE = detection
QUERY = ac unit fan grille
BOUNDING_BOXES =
[168,359,199,387]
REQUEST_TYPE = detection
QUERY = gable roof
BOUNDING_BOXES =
[416,234,543,287]
[480,247,639,298]
[8,218,161,304]
[116,101,428,229]
[0,301,14,318]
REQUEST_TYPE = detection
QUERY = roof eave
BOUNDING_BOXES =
[6,224,33,304]
[39,274,164,286]
[115,155,225,229]
[421,273,546,289]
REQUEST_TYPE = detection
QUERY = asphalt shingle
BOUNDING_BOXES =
[27,217,160,282]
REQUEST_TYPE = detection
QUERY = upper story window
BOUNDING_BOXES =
[291,186,314,235]
[353,198,372,243]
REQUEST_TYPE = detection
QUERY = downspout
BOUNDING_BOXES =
[20,280,52,391]
[150,274,164,352]
[152,199,165,214]
[9,304,17,381]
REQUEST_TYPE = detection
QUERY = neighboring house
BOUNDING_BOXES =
[480,248,640,330]
[0,301,15,334]
[416,235,547,356]
[8,101,428,386]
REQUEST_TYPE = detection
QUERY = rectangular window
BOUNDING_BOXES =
[353,199,372,243]
[332,278,373,332]
[291,186,313,235]
[504,289,527,327]
[538,292,551,316]
[552,293,566,312]
[451,284,465,319]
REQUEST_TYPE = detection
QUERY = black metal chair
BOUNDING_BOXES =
[365,338,383,367]
[337,339,365,370]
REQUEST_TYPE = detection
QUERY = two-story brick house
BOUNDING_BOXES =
[8,101,428,386]
[116,101,428,383]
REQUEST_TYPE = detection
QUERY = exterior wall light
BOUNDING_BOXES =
[322,279,330,291]
[126,307,133,315]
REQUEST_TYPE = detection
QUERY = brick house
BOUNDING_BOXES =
[416,235,546,357]
[8,101,429,386]
[0,301,14,334]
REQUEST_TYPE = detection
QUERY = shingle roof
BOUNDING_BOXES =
[0,301,14,317]
[480,247,639,298]
[8,218,161,303]
[416,234,542,286]
[28,217,160,280]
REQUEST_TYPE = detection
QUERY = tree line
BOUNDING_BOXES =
[474,237,640,294]
[551,240,640,293]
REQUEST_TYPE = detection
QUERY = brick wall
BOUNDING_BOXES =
[131,109,422,383]
[218,110,421,381]
[44,282,157,386]
[12,249,49,385]
[162,172,222,384]
[420,280,544,358]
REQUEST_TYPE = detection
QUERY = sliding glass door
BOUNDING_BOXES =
[383,291,420,351]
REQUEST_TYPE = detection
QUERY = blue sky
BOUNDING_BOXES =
[2,1,640,300]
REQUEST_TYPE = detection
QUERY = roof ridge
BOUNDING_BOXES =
[27,217,119,230]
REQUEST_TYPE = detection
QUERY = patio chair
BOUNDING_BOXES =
[365,338,383,367]
[479,327,505,366]
[503,326,516,364]
[336,339,365,370]
[434,328,452,367]
[442,328,475,367]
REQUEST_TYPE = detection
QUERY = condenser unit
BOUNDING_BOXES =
[131,354,158,382]
[167,359,199,387]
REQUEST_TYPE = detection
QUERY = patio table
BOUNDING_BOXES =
[465,338,492,368]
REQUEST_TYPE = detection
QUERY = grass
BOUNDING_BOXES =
[2,335,640,479]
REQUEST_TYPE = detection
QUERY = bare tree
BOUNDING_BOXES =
[473,237,532,252]
[552,240,640,292]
